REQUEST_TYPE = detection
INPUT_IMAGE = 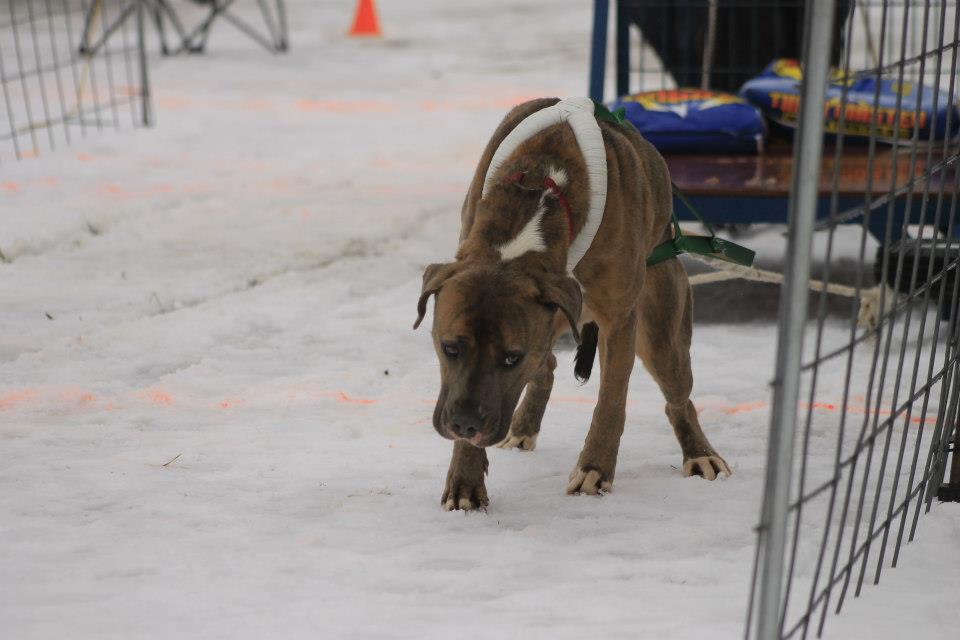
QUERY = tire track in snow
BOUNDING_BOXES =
[143,201,451,317]
[0,202,452,371]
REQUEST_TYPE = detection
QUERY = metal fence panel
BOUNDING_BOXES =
[748,1,960,638]
[595,2,958,635]
[0,0,149,163]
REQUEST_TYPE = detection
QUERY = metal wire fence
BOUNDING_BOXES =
[0,0,150,163]
[745,1,960,638]
[599,0,960,636]
[617,0,807,94]
[619,0,955,94]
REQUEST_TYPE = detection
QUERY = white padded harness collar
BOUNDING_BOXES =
[481,97,607,274]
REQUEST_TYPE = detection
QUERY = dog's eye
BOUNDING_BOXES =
[503,352,524,367]
[441,342,460,358]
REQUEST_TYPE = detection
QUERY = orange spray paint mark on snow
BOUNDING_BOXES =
[694,396,936,427]
[217,397,246,409]
[805,401,938,426]
[0,389,39,410]
[65,390,97,405]
[311,390,377,405]
[721,400,769,415]
[336,391,375,405]
[146,389,174,405]
[2,177,58,193]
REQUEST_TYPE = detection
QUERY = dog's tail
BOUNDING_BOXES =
[574,322,599,383]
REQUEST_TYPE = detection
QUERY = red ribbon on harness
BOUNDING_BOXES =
[503,171,575,244]
[542,176,574,243]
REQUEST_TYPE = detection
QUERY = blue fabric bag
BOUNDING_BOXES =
[608,89,766,154]
[740,58,960,143]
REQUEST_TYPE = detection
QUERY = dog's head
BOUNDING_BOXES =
[414,261,581,447]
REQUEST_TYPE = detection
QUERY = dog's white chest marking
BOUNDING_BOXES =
[497,204,547,260]
[482,97,608,273]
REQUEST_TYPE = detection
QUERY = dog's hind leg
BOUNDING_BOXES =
[566,311,638,494]
[636,263,731,479]
[498,352,556,451]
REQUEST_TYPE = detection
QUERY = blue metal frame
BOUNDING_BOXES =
[589,0,609,103]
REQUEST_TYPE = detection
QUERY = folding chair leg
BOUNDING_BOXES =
[221,11,280,53]
[78,1,101,53]
[80,1,138,56]
[256,0,281,51]
[149,1,170,54]
[276,0,288,51]
[176,0,233,54]
[154,0,196,53]
[167,0,290,55]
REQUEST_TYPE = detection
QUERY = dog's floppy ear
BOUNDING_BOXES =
[413,262,461,330]
[538,273,583,344]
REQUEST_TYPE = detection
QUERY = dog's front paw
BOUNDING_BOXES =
[442,477,489,512]
[566,466,613,495]
[682,455,732,480]
[496,432,538,451]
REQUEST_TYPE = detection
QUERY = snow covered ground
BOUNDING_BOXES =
[2,1,958,638]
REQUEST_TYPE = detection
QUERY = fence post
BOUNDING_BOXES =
[753,1,836,638]
[137,0,152,127]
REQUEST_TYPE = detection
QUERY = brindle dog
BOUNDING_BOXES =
[414,98,731,511]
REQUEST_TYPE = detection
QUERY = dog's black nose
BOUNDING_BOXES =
[451,413,481,439]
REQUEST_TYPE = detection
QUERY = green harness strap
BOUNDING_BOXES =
[591,101,756,269]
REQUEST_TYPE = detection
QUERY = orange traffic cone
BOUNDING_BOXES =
[348,0,381,37]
